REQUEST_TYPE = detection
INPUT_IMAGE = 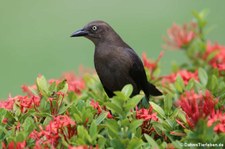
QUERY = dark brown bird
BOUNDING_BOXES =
[71,20,162,99]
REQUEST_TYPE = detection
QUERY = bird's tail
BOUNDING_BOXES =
[144,82,162,98]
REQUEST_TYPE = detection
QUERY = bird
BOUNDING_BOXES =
[71,20,162,100]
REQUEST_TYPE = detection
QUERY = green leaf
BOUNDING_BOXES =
[129,119,143,132]
[206,51,218,62]
[111,96,125,107]
[22,117,35,133]
[198,68,208,86]
[105,119,120,138]
[14,104,21,117]
[177,108,187,123]
[124,95,143,112]
[174,75,185,92]
[207,75,218,91]
[0,126,9,140]
[105,102,123,117]
[215,134,225,144]
[89,120,97,141]
[36,75,49,96]
[38,97,50,113]
[110,139,125,149]
[127,138,144,149]
[0,109,7,121]
[57,79,66,91]
[97,136,106,149]
[121,84,133,98]
[185,78,195,90]
[77,125,92,144]
[172,140,183,149]
[58,102,74,115]
[48,81,56,93]
[183,119,215,143]
[121,119,129,127]
[164,94,173,114]
[114,91,126,101]
[162,119,174,130]
[16,132,25,142]
[144,134,159,149]
[192,10,208,28]
[43,116,52,126]
[96,111,108,125]
[57,79,68,94]
[150,101,166,118]
[73,113,82,124]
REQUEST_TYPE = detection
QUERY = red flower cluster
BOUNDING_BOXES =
[208,111,225,133]
[90,99,112,119]
[142,52,164,78]
[136,107,158,134]
[30,115,76,148]
[203,42,225,72]
[2,141,26,149]
[0,95,40,113]
[62,72,85,94]
[163,22,197,49]
[177,90,217,128]
[162,70,198,85]
[0,96,15,110]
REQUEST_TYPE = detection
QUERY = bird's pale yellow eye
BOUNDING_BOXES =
[92,25,97,31]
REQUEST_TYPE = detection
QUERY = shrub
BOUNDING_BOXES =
[0,10,225,149]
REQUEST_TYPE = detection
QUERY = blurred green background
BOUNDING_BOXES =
[0,0,225,99]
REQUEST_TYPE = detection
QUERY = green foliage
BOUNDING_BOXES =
[1,10,225,148]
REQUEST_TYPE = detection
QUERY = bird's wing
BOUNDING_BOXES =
[127,49,147,90]
[128,49,162,97]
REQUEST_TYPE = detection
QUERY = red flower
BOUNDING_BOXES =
[90,99,102,114]
[177,90,217,128]
[142,52,164,77]
[162,70,198,85]
[68,145,89,149]
[0,96,15,110]
[136,106,158,135]
[30,115,76,147]
[163,22,197,49]
[90,99,113,119]
[29,130,39,140]
[208,111,225,133]
[2,118,8,124]
[16,95,40,113]
[62,72,85,94]
[203,42,225,72]
[107,112,113,119]
[6,141,26,149]
[0,95,40,112]
[136,107,158,122]
[217,64,225,71]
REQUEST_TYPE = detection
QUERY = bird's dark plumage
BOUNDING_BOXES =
[71,20,162,99]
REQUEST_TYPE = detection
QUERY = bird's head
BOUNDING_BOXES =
[71,20,121,46]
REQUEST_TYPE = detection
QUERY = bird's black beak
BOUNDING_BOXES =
[70,29,88,37]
